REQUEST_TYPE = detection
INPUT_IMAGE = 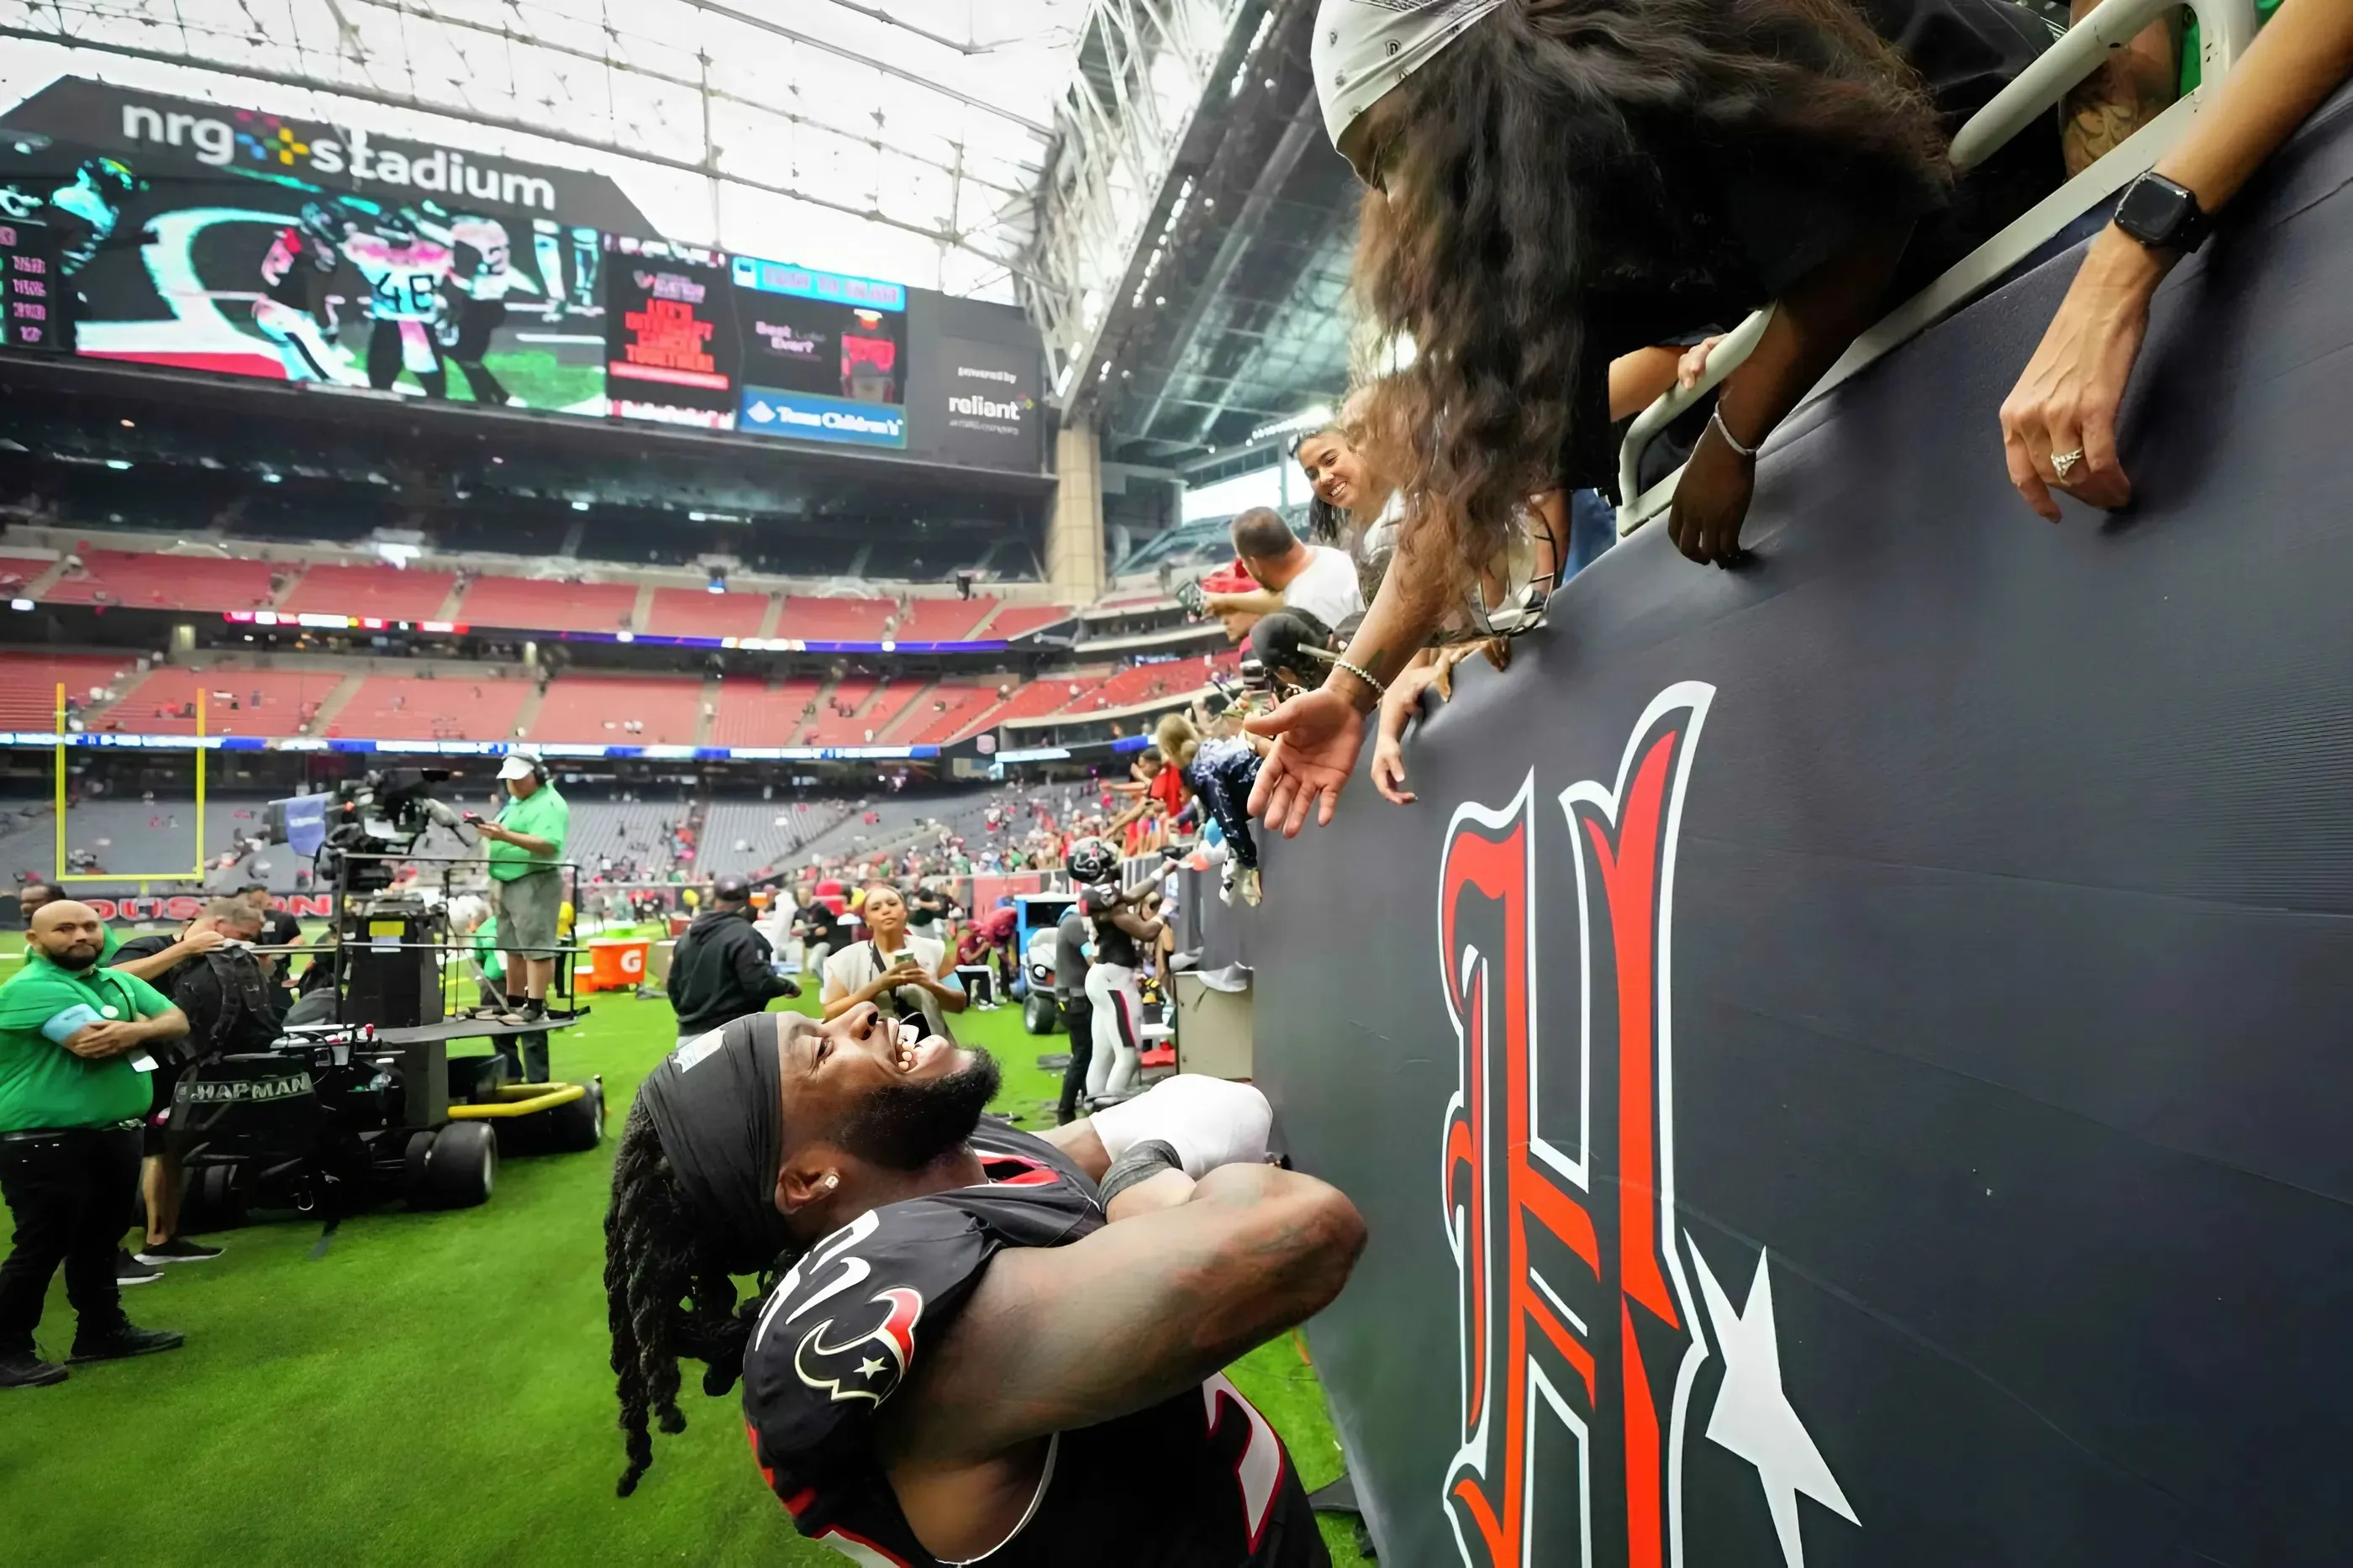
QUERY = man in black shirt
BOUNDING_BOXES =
[788,889,843,980]
[108,897,280,1266]
[1052,902,1094,1125]
[238,883,305,1005]
[904,880,954,933]
[666,876,800,1050]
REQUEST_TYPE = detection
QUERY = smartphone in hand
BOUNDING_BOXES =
[461,811,484,824]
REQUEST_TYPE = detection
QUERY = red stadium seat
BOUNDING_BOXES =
[456,575,639,634]
[41,550,280,614]
[803,677,885,745]
[644,589,771,639]
[778,597,895,642]
[276,564,458,624]
[527,676,704,747]
[0,652,143,729]
[332,675,533,742]
[891,598,994,644]
[108,667,345,738]
[902,682,1002,745]
[712,676,825,748]
[979,604,1076,640]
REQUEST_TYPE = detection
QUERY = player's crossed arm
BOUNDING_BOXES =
[873,1162,1364,1556]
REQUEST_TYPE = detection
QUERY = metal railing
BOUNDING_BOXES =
[1615,0,2262,535]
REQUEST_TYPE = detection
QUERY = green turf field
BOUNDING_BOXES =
[0,982,1367,1566]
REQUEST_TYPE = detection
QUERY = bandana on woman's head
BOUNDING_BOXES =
[1312,0,1505,152]
[636,1013,798,1275]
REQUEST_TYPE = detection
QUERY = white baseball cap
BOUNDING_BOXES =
[496,752,542,781]
[1312,0,1503,156]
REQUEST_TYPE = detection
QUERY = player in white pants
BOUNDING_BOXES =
[1084,957,1145,1102]
[1065,835,1161,1107]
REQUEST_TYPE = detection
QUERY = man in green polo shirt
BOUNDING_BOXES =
[475,751,569,1080]
[0,900,190,1389]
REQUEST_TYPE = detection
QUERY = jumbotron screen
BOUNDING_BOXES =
[0,77,1042,467]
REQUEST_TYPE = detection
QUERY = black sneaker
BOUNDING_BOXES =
[135,1238,224,1265]
[0,1351,68,1389]
[67,1323,185,1364]
[114,1250,164,1287]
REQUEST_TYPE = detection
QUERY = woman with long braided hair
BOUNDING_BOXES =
[603,1007,1364,1565]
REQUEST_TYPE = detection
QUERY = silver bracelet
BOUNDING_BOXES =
[1331,657,1388,699]
[1709,404,1761,461]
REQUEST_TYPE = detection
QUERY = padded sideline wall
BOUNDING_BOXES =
[1237,92,2353,1566]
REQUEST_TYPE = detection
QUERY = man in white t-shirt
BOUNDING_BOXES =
[1203,507,1366,686]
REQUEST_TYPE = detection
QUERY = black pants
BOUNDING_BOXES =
[496,1029,550,1084]
[1056,994,1094,1123]
[0,1125,139,1353]
[366,318,446,397]
[1187,748,1263,871]
[449,297,509,403]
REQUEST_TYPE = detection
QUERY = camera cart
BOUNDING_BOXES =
[174,771,608,1237]
[171,1017,605,1234]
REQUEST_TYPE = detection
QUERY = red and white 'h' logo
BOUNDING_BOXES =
[1439,682,1857,1568]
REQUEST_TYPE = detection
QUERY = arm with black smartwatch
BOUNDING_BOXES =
[2000,0,2353,519]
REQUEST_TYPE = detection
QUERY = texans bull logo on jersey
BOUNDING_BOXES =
[1439,684,1859,1568]
[795,1286,922,1405]
[755,1209,926,1407]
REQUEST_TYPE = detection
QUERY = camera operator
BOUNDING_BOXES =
[666,876,800,1050]
[819,882,966,1041]
[109,897,279,1267]
[237,882,304,1006]
[471,752,569,1079]
[0,900,189,1389]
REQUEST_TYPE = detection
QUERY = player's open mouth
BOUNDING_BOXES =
[901,1039,951,1076]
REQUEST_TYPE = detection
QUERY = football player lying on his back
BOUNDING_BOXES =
[605,1004,1363,1566]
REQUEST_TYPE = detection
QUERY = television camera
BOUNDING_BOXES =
[266,768,471,894]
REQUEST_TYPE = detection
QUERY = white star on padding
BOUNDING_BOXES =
[857,1356,886,1378]
[1689,1239,1859,1568]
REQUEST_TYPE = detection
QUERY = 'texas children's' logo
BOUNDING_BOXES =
[1440,683,1858,1568]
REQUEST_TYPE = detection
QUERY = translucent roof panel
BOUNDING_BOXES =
[0,0,1092,301]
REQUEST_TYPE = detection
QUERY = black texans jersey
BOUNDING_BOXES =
[1079,884,1142,971]
[740,1126,1328,1567]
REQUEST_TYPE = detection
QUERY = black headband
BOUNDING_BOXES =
[636,1013,798,1276]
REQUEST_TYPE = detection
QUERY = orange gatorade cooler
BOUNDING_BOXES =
[583,937,650,993]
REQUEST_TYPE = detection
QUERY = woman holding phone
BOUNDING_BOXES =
[819,881,966,1041]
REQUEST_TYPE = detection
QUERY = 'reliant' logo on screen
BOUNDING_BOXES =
[1438,683,1859,1568]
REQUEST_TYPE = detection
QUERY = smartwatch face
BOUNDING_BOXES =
[2119,176,2195,244]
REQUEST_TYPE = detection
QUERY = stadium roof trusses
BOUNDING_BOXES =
[0,0,1092,301]
[1024,0,1357,466]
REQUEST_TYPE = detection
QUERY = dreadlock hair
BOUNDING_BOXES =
[604,1095,797,1497]
[1352,0,1948,575]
